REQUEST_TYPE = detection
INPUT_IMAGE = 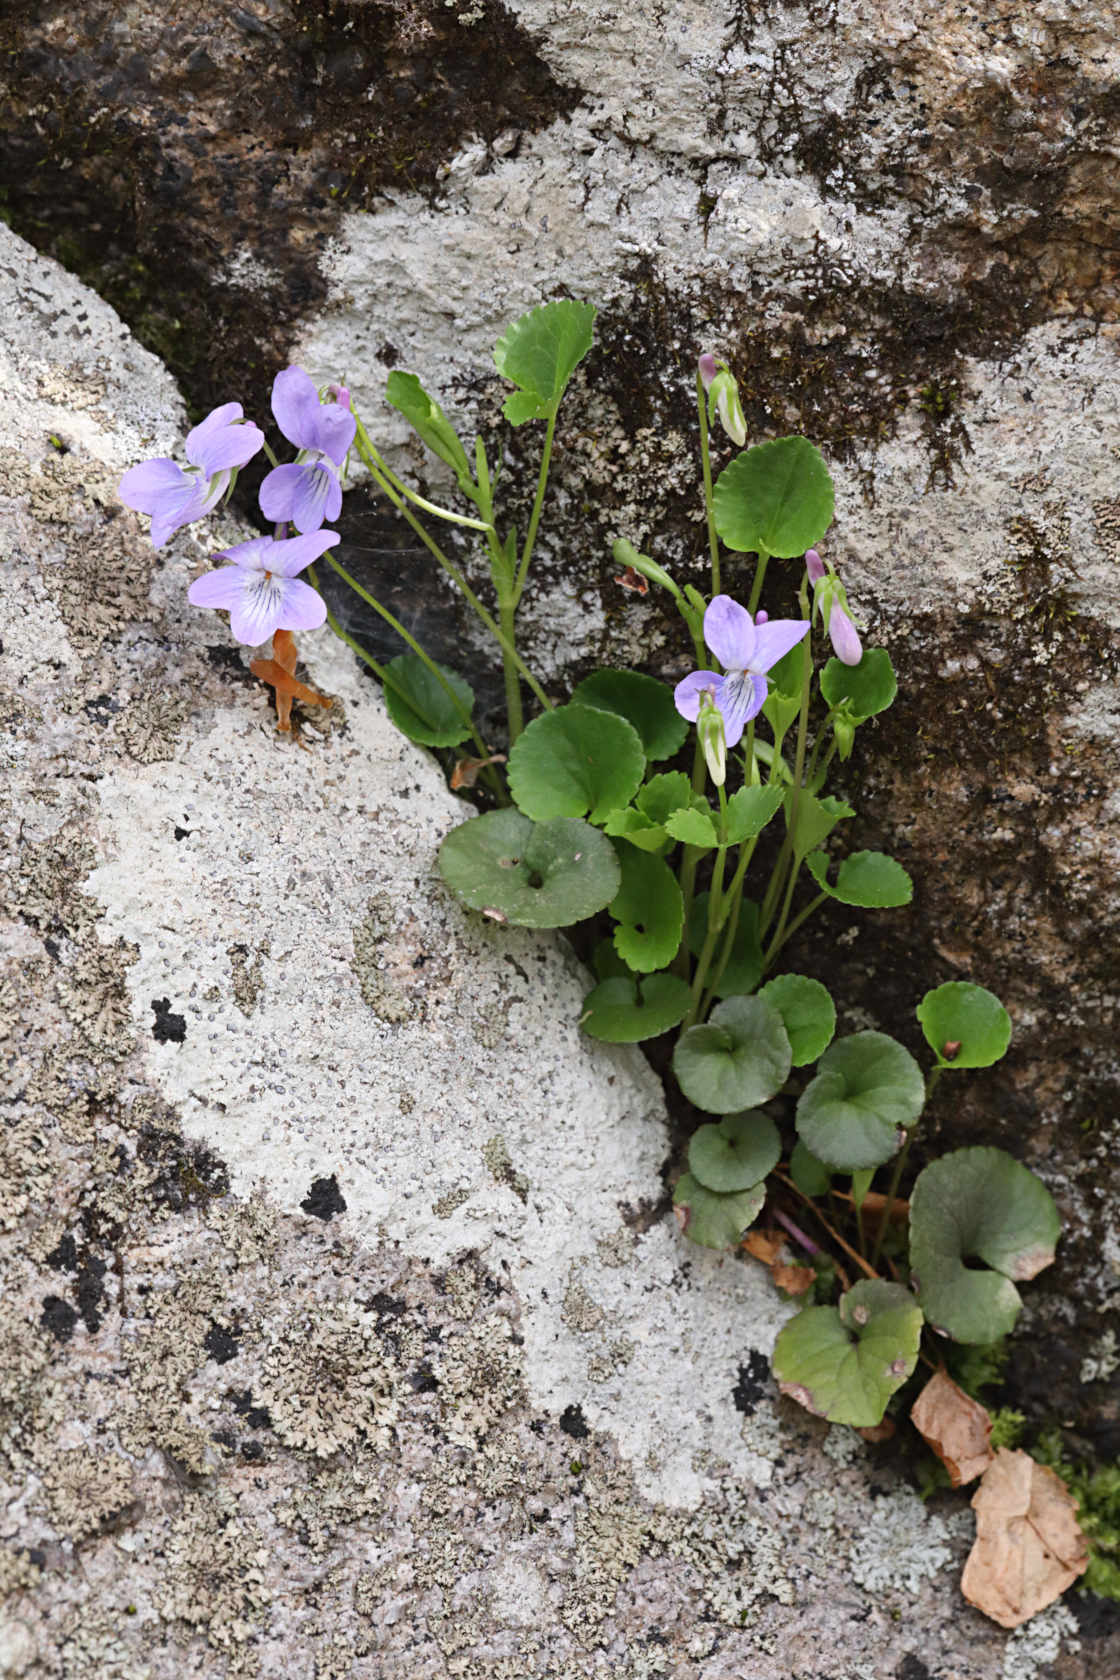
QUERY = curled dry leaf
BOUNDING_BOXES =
[772,1262,815,1296]
[742,1230,814,1297]
[961,1448,1089,1628]
[742,1228,785,1266]
[910,1368,993,1488]
[450,753,507,791]
[858,1417,896,1444]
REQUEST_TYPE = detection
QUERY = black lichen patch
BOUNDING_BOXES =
[732,1350,772,1415]
[409,1361,439,1394]
[204,1323,241,1365]
[137,1123,231,1211]
[896,1656,933,1680]
[149,997,186,1044]
[0,0,577,428]
[299,1173,347,1222]
[41,1295,79,1342]
[559,1403,590,1440]
[45,1231,110,1332]
[229,1387,273,1431]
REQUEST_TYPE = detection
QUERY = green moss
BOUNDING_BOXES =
[1033,1431,1120,1601]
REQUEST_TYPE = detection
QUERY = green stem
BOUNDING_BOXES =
[696,369,721,596]
[514,408,558,604]
[747,550,770,615]
[675,734,710,978]
[697,833,762,1017]
[498,595,524,745]
[684,843,728,1027]
[870,1135,912,1270]
[762,892,827,972]
[361,448,494,532]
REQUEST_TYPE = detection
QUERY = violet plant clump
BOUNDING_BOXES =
[118,302,1063,1455]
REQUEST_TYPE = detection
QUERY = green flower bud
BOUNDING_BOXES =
[697,691,727,787]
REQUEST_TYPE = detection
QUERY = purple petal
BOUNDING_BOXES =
[309,402,356,466]
[119,458,187,514]
[215,536,274,572]
[804,548,826,584]
[228,572,289,646]
[191,418,264,474]
[750,617,810,673]
[184,403,242,466]
[263,529,340,578]
[290,463,339,534]
[270,367,321,451]
[698,353,718,390]
[703,595,757,670]
[674,670,723,722]
[149,482,208,548]
[188,566,249,612]
[716,671,766,746]
[258,462,305,523]
[829,604,863,666]
[274,577,328,632]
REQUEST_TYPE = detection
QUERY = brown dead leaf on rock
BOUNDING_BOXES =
[742,1228,785,1266]
[961,1448,1089,1628]
[911,1368,993,1487]
[772,1262,815,1296]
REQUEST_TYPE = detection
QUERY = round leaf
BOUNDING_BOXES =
[382,653,474,747]
[580,972,691,1043]
[439,810,620,928]
[916,982,1012,1069]
[790,1140,832,1198]
[712,436,835,557]
[610,845,683,973]
[806,849,914,909]
[795,1031,925,1170]
[687,892,763,998]
[673,995,792,1114]
[688,1110,780,1194]
[820,648,897,719]
[774,1280,923,1426]
[493,299,597,420]
[673,1173,766,1250]
[909,1147,1061,1344]
[571,669,688,761]
[508,703,645,824]
[758,974,836,1066]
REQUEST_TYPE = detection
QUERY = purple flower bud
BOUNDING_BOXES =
[805,548,826,585]
[828,602,863,666]
[698,353,718,390]
[755,610,768,625]
[328,383,351,409]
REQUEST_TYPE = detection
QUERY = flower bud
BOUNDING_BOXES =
[755,609,769,626]
[698,353,718,389]
[805,548,826,585]
[708,369,747,447]
[697,691,727,787]
[832,713,856,760]
[828,602,863,666]
[327,383,351,410]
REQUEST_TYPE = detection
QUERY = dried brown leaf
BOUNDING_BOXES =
[771,1262,815,1297]
[742,1228,785,1266]
[911,1369,993,1487]
[858,1417,896,1444]
[961,1448,1089,1628]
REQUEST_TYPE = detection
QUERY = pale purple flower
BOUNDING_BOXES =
[187,529,338,645]
[828,602,863,665]
[119,403,264,548]
[698,353,718,389]
[804,548,826,585]
[674,594,809,746]
[805,549,863,666]
[259,367,356,534]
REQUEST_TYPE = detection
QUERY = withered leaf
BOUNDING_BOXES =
[772,1262,815,1297]
[742,1228,785,1266]
[961,1448,1089,1628]
[910,1368,993,1487]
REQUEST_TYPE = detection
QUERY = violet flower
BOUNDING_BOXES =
[674,594,809,746]
[804,549,862,666]
[119,403,264,548]
[259,367,356,534]
[187,529,338,645]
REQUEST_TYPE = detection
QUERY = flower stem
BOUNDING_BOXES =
[514,408,558,604]
[771,1205,821,1258]
[762,891,827,971]
[696,368,721,596]
[747,549,770,616]
[869,1136,912,1271]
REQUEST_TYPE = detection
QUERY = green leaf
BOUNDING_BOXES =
[909,1147,1061,1343]
[592,938,630,981]
[820,647,897,720]
[673,995,792,1113]
[508,703,645,824]
[571,669,688,761]
[785,791,855,861]
[806,849,914,909]
[724,783,785,844]
[687,893,764,997]
[712,437,835,557]
[382,654,475,747]
[790,1140,832,1198]
[673,1173,766,1250]
[638,772,694,824]
[601,806,670,853]
[610,845,684,972]
[384,371,474,489]
[580,972,691,1042]
[758,974,836,1066]
[439,810,620,928]
[916,982,1012,1069]
[688,1109,780,1194]
[664,806,719,849]
[493,299,597,424]
[851,1167,875,1212]
[773,1280,923,1426]
[795,1031,926,1170]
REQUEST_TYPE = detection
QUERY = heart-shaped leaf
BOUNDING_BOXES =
[688,1109,780,1193]
[508,703,645,824]
[820,647,897,720]
[806,849,914,909]
[795,1031,925,1170]
[385,370,474,490]
[673,1172,766,1249]
[687,893,763,997]
[774,1279,923,1426]
[674,995,792,1113]
[439,810,620,928]
[580,972,692,1042]
[664,806,719,849]
[790,1140,832,1198]
[725,784,784,844]
[909,1148,1061,1343]
[610,844,683,972]
[571,669,688,761]
[713,436,835,557]
[785,791,855,861]
[493,299,597,424]
[758,974,836,1066]
[382,653,475,748]
[916,982,1012,1069]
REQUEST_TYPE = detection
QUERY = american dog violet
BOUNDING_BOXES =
[119,401,263,546]
[259,366,356,533]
